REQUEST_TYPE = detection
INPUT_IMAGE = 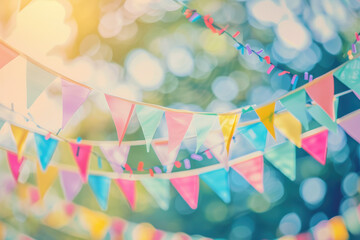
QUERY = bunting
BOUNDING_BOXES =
[34,133,58,171]
[334,58,360,96]
[280,89,309,130]
[339,111,360,143]
[200,169,231,203]
[10,125,28,159]
[69,142,92,182]
[105,94,135,145]
[88,175,111,211]
[193,114,217,153]
[302,130,328,165]
[100,144,130,174]
[219,113,240,155]
[274,112,302,147]
[170,175,199,209]
[59,170,83,202]
[114,179,136,210]
[165,111,193,153]
[255,102,276,139]
[140,178,170,210]
[0,42,17,69]
[36,162,58,199]
[7,151,24,182]
[152,141,180,173]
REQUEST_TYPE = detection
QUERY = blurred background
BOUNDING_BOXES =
[1,0,360,239]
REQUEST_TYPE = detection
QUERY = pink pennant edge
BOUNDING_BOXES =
[170,175,199,209]
[69,142,92,182]
[301,130,328,165]
[114,179,136,210]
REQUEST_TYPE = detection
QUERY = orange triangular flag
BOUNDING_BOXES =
[36,162,58,199]
[255,102,276,139]
[219,113,240,154]
[10,125,28,159]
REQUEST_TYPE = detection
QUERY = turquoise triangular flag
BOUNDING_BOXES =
[334,58,360,95]
[237,122,268,151]
[200,169,230,203]
[140,178,170,210]
[26,61,56,108]
[136,105,164,152]
[34,133,58,171]
[0,119,4,129]
[193,114,217,153]
[88,175,111,211]
[264,141,296,181]
[280,89,309,130]
[334,97,339,120]
[308,105,337,133]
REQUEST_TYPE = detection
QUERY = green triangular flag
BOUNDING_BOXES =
[193,114,217,153]
[280,89,309,130]
[26,61,56,108]
[136,105,164,152]
[334,58,360,95]
[141,178,170,210]
[308,105,337,133]
[264,141,296,181]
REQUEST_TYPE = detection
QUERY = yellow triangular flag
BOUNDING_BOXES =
[80,207,110,239]
[255,102,276,140]
[274,112,302,147]
[219,113,240,154]
[10,125,28,159]
[36,162,58,199]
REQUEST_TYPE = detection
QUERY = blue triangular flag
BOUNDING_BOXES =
[88,175,111,211]
[237,122,267,151]
[34,133,58,171]
[200,169,230,203]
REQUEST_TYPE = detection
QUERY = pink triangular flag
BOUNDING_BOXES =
[7,151,24,182]
[61,79,91,128]
[301,130,328,165]
[305,73,335,120]
[152,141,180,173]
[339,111,360,143]
[59,170,83,201]
[114,179,136,210]
[165,111,193,152]
[170,175,199,209]
[100,145,130,174]
[105,94,135,145]
[204,131,229,170]
[232,155,264,193]
[69,142,92,182]
[0,43,18,69]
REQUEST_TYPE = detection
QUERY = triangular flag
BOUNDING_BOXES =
[165,111,193,152]
[152,141,180,173]
[0,119,4,129]
[280,89,309,130]
[140,178,170,210]
[100,144,130,174]
[59,170,83,202]
[339,111,360,143]
[334,58,360,96]
[306,73,335,120]
[237,122,268,151]
[274,112,302,147]
[170,175,199,209]
[232,155,264,193]
[204,131,228,170]
[34,133,58,171]
[136,105,164,152]
[88,175,111,211]
[61,79,91,128]
[80,208,110,239]
[105,94,134,145]
[36,162,58,199]
[10,125,28,159]
[255,102,276,139]
[114,179,136,210]
[200,169,230,203]
[193,114,217,153]
[308,105,337,133]
[69,142,92,182]
[264,141,296,181]
[219,113,240,154]
[302,130,328,165]
[0,43,17,69]
[26,61,56,107]
[7,151,24,181]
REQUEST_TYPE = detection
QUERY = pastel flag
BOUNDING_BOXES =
[100,144,130,174]
[36,162,58,199]
[136,105,163,152]
[302,130,328,165]
[34,133,58,171]
[231,155,264,193]
[170,175,199,209]
[26,61,56,107]
[152,141,180,173]
[0,42,17,69]
[219,113,240,155]
[0,119,4,129]
[114,179,136,210]
[308,105,337,133]
[237,122,268,151]
[339,111,360,143]
[255,102,276,139]
[88,175,111,211]
[264,141,296,181]
[334,58,360,96]
[204,131,228,170]
[69,142,92,182]
[10,125,28,159]
[7,151,24,182]
[59,170,83,201]
[274,112,302,147]
[305,73,335,120]
[140,178,170,210]
[200,169,230,203]
[193,114,217,153]
[280,89,309,130]
[80,208,110,239]
[165,111,193,152]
